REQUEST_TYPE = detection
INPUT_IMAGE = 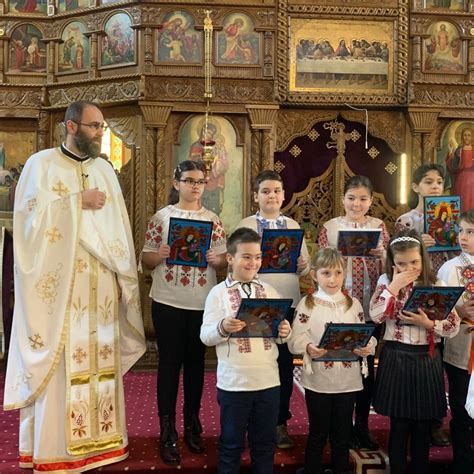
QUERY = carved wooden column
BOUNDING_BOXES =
[0,38,5,82]
[143,27,153,73]
[139,101,172,222]
[88,32,99,79]
[408,110,440,166]
[37,110,50,151]
[411,36,422,81]
[44,40,56,83]
[468,37,474,85]
[246,105,279,186]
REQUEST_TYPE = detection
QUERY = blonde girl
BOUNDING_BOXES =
[289,248,376,474]
[318,174,389,449]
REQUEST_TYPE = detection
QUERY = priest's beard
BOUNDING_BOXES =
[74,129,101,158]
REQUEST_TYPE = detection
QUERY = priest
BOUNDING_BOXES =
[3,100,146,472]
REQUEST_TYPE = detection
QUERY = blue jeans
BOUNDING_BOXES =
[217,386,280,474]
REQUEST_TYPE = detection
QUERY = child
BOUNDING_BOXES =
[236,170,310,449]
[318,175,389,449]
[289,248,376,474]
[140,160,227,465]
[200,227,291,473]
[395,163,455,446]
[369,229,460,474]
[395,163,452,273]
[437,209,474,474]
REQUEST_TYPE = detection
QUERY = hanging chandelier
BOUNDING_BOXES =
[200,10,215,171]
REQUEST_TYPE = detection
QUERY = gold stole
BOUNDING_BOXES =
[65,245,122,454]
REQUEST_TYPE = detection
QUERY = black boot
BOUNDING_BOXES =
[159,415,181,465]
[184,414,205,453]
[353,422,379,451]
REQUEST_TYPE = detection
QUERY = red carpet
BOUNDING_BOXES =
[0,370,454,473]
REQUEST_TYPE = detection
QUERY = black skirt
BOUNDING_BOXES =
[373,341,447,420]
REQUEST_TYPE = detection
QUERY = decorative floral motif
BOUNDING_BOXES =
[45,226,63,244]
[35,264,62,314]
[342,361,352,369]
[98,387,115,433]
[72,347,87,364]
[145,220,163,248]
[52,180,69,197]
[72,297,87,327]
[75,258,88,273]
[27,198,37,211]
[99,295,113,325]
[71,392,89,438]
[298,313,310,324]
[108,239,127,260]
[324,361,334,369]
[99,344,113,360]
[28,333,44,350]
[237,337,251,353]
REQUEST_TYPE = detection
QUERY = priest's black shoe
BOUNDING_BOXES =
[159,415,181,465]
[184,414,205,453]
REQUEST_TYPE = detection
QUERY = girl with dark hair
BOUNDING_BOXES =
[395,164,450,273]
[370,229,460,474]
[395,164,457,446]
[140,160,227,465]
[318,175,390,450]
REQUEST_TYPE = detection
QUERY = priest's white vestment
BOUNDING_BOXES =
[4,147,146,472]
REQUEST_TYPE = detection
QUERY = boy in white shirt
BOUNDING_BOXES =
[200,227,291,473]
[236,170,310,448]
[438,209,474,474]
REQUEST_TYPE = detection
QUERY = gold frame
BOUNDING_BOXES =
[276,0,409,105]
[289,18,395,95]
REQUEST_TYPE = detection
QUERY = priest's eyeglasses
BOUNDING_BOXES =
[179,178,207,186]
[72,121,109,132]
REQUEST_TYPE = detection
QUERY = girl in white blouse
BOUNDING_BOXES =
[369,229,460,474]
[289,248,376,474]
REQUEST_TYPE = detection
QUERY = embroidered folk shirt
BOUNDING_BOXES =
[369,274,460,345]
[318,216,389,317]
[288,289,376,394]
[438,253,474,371]
[200,275,285,392]
[142,205,226,310]
[237,213,310,307]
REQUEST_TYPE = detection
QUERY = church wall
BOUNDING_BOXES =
[0,0,472,364]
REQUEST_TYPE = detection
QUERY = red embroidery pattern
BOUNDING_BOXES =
[324,361,334,369]
[228,288,241,315]
[299,313,310,324]
[263,339,272,351]
[318,226,329,247]
[357,312,365,322]
[237,338,251,353]
[352,257,365,303]
[211,220,226,245]
[342,361,352,369]
[144,219,163,249]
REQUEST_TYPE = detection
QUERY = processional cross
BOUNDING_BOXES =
[323,121,352,216]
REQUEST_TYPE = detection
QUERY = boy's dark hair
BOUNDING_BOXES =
[408,164,445,209]
[343,175,374,196]
[459,209,474,225]
[253,170,283,192]
[385,228,436,285]
[227,227,261,256]
[64,101,100,136]
[168,159,207,205]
